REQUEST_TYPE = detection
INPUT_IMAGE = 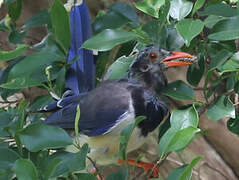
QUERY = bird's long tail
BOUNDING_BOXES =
[66,2,95,95]
[42,2,94,113]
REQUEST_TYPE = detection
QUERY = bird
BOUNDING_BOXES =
[41,45,196,177]
[39,0,197,178]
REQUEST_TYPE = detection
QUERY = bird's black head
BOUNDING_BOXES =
[129,45,196,89]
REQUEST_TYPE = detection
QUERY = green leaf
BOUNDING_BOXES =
[119,116,145,160]
[176,19,204,47]
[199,3,239,17]
[204,15,225,29]
[220,52,239,73]
[7,0,22,22]
[110,2,139,23]
[0,148,20,168]
[207,96,235,121]
[23,9,50,30]
[209,30,239,41]
[104,55,135,80]
[167,156,201,180]
[192,0,205,15]
[82,29,138,51]
[106,168,128,180]
[18,123,72,152]
[227,118,239,136]
[162,80,195,100]
[159,106,199,156]
[134,0,165,18]
[209,49,232,70]
[50,0,71,52]
[208,16,239,41]
[170,106,199,130]
[29,95,54,112]
[8,29,26,44]
[13,159,38,180]
[169,0,193,20]
[42,158,62,179]
[187,56,205,86]
[76,173,97,180]
[166,126,200,152]
[93,11,131,34]
[51,144,89,177]
[0,44,28,61]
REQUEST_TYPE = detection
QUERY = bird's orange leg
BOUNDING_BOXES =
[118,159,160,178]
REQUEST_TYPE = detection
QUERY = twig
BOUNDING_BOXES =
[0,100,20,104]
[87,156,104,180]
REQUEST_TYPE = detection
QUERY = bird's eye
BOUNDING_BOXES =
[140,64,150,72]
[148,52,158,61]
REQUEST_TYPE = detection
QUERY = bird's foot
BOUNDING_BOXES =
[118,159,160,178]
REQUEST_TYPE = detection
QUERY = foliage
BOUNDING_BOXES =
[0,0,239,179]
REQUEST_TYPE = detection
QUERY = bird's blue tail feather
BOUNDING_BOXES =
[65,2,95,95]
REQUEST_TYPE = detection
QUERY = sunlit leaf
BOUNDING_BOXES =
[169,0,193,20]
[176,19,204,47]
[162,80,195,100]
[192,0,205,15]
[207,96,235,121]
[134,0,165,18]
[199,3,239,17]
[167,156,201,180]
[82,29,138,51]
[0,44,28,61]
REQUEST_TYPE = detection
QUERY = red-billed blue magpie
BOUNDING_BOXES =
[40,1,197,177]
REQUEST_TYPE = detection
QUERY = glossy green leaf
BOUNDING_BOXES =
[104,55,135,80]
[169,0,193,20]
[209,16,239,41]
[0,148,20,168]
[227,118,239,136]
[18,123,72,152]
[170,106,199,130]
[110,2,139,23]
[204,15,225,29]
[51,144,89,177]
[76,173,97,180]
[207,96,235,121]
[29,95,54,112]
[119,116,145,160]
[162,80,195,100]
[134,0,165,18]
[199,3,239,17]
[159,106,199,156]
[209,49,232,69]
[13,159,38,180]
[106,168,128,180]
[42,158,62,179]
[176,19,204,47]
[8,29,26,44]
[82,29,138,51]
[166,126,200,152]
[167,156,201,180]
[209,30,239,41]
[187,56,205,86]
[50,0,71,52]
[93,11,131,34]
[7,0,22,22]
[23,9,50,29]
[0,44,28,61]
[192,0,205,15]
[220,52,239,73]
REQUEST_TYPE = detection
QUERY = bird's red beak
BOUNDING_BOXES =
[162,51,196,67]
